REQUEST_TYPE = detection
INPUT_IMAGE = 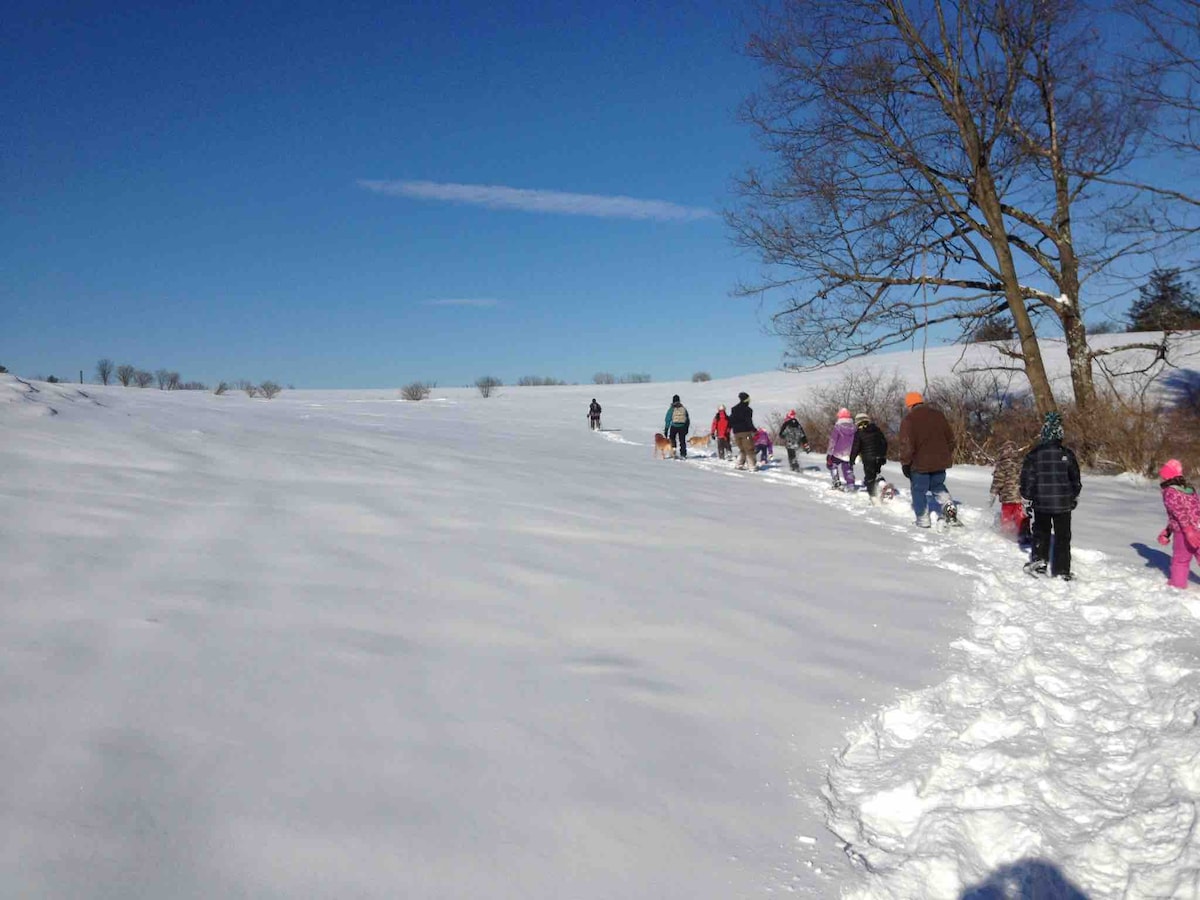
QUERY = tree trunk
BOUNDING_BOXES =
[1061,309,1095,412]
[974,168,1058,415]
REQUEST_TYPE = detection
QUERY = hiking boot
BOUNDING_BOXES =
[1054,572,1074,582]
[915,514,931,528]
[1024,560,1048,576]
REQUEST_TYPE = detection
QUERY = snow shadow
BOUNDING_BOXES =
[1130,541,1200,584]
[959,858,1091,899]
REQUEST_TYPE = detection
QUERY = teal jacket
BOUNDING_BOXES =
[664,402,690,432]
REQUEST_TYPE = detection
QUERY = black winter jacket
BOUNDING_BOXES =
[1019,440,1081,513]
[728,400,755,434]
[778,417,808,449]
[850,423,888,465]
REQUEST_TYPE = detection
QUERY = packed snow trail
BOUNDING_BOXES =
[675,449,1200,898]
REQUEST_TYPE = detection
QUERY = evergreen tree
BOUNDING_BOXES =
[1128,268,1200,332]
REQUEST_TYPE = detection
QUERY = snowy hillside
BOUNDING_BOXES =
[1,335,1199,899]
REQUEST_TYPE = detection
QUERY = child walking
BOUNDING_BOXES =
[990,440,1030,547]
[826,408,856,490]
[778,411,810,472]
[1020,412,1081,580]
[849,412,888,502]
[1158,459,1200,589]
[753,427,774,467]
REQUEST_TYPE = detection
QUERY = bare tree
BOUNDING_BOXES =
[214,381,230,395]
[476,376,502,398]
[116,364,136,386]
[95,358,114,385]
[155,369,171,390]
[258,381,282,399]
[593,372,616,385]
[401,381,433,401]
[731,0,1170,415]
[134,370,154,388]
[236,379,258,397]
[692,371,712,382]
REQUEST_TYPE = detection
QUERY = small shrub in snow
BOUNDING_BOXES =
[401,381,433,401]
[116,364,136,386]
[593,372,616,385]
[619,373,652,384]
[516,376,566,386]
[476,376,502,398]
[134,370,154,388]
[214,382,230,396]
[237,380,258,398]
[692,371,712,382]
[258,381,282,399]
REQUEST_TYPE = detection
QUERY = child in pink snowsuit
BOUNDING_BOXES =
[826,408,857,489]
[1158,459,1200,589]
[753,428,774,466]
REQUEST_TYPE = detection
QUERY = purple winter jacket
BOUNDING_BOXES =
[753,428,774,453]
[827,419,856,461]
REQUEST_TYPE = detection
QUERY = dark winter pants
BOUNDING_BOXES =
[786,447,800,471]
[863,459,884,496]
[1031,509,1072,577]
[717,436,731,459]
[668,425,688,458]
[589,415,601,430]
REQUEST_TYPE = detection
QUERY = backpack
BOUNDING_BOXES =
[671,405,688,426]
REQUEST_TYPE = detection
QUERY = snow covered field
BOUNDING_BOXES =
[2,337,1199,899]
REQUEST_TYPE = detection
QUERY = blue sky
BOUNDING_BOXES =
[3,0,792,388]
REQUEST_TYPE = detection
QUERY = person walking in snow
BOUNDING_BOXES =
[1020,412,1081,580]
[753,427,774,467]
[712,405,732,460]
[897,391,956,527]
[990,440,1030,547]
[1157,458,1200,590]
[664,394,690,459]
[588,399,602,431]
[849,412,888,502]
[826,408,857,490]
[778,410,810,472]
[729,392,756,470]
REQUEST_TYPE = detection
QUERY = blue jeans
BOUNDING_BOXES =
[910,470,949,519]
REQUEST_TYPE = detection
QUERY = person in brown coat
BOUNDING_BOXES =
[897,391,956,527]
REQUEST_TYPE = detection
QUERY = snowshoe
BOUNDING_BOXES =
[1024,560,1048,577]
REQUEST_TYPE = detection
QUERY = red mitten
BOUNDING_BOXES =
[1158,528,1171,546]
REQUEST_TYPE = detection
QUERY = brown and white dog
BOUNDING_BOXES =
[686,434,712,450]
[653,432,675,459]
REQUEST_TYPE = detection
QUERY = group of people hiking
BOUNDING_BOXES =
[609,389,1200,590]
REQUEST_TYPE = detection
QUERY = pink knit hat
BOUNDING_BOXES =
[1159,459,1184,481]
[837,407,851,419]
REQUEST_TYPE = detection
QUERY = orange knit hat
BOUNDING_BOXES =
[905,391,924,408]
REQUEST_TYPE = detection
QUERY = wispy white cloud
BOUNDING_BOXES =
[423,298,501,308]
[357,179,715,222]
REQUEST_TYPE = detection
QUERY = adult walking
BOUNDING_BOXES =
[587,399,602,431]
[729,392,756,470]
[1020,412,1081,580]
[897,391,956,528]
[712,405,732,460]
[664,394,690,459]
